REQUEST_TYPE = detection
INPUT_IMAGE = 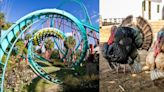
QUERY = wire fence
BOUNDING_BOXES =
[101,18,124,26]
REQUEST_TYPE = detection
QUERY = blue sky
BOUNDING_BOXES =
[0,0,99,26]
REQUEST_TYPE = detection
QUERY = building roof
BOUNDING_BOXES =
[145,0,162,3]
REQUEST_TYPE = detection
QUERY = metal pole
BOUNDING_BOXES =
[0,27,1,42]
[142,0,145,18]
[0,27,1,43]
[148,0,151,20]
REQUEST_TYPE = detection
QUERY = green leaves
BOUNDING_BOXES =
[64,36,76,49]
[13,40,28,56]
[0,12,13,30]
[45,38,54,50]
[1,23,12,30]
[25,34,32,40]
[15,40,24,50]
[0,12,5,28]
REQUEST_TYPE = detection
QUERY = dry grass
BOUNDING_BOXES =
[100,26,112,43]
[100,20,164,43]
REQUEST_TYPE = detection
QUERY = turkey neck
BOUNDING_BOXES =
[108,31,115,45]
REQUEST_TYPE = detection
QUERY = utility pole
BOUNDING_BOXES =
[148,0,151,20]
[142,0,146,18]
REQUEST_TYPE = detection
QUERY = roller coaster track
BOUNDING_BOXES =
[0,8,98,92]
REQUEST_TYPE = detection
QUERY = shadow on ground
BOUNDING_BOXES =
[27,61,99,92]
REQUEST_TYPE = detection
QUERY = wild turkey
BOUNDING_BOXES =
[146,27,164,80]
[102,15,153,73]
[146,51,155,70]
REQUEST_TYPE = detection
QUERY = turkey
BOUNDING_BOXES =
[146,52,155,71]
[146,27,164,80]
[102,15,153,73]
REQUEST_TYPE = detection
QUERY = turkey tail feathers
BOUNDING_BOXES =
[136,16,153,51]
[120,15,153,51]
[120,15,133,27]
[150,69,164,80]
[130,60,142,73]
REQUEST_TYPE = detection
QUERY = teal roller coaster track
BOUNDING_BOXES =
[0,1,99,92]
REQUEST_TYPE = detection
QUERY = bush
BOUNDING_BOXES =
[50,50,60,59]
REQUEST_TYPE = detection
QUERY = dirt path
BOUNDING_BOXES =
[99,43,164,92]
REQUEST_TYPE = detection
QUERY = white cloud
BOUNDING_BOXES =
[81,18,86,22]
[91,14,98,19]
[65,32,72,37]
